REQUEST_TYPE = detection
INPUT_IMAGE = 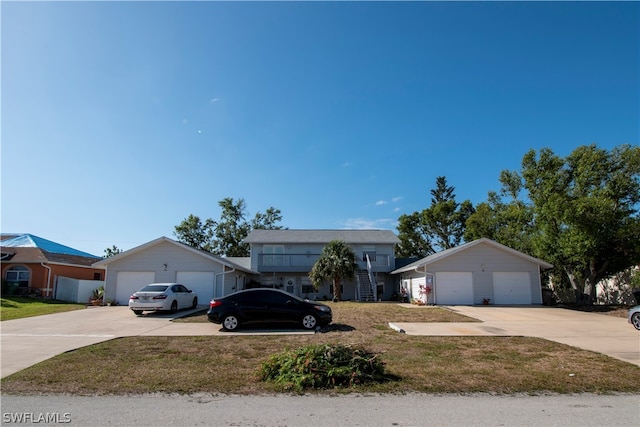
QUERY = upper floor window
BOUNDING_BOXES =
[263,245,284,266]
[362,246,377,262]
[5,265,30,288]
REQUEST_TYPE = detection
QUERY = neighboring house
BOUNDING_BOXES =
[93,237,257,305]
[244,229,401,301]
[1,233,105,298]
[392,238,553,305]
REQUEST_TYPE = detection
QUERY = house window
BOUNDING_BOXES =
[301,277,315,295]
[5,265,30,288]
[93,272,102,280]
[362,247,376,262]
[263,245,284,266]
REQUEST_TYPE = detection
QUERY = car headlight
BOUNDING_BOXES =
[314,305,331,313]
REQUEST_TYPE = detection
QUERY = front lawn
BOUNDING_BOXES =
[3,302,639,395]
[0,296,86,321]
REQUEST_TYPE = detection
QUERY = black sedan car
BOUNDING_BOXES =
[207,288,332,331]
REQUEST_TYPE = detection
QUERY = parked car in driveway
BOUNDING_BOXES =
[207,288,332,331]
[129,283,198,315]
[628,305,640,330]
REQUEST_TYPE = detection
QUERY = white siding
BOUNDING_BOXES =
[395,241,544,305]
[426,243,542,305]
[104,240,240,305]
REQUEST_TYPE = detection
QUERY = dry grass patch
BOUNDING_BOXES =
[3,302,639,395]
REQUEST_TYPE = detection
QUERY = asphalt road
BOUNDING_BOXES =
[1,393,639,426]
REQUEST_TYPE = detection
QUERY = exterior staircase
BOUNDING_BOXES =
[356,269,375,302]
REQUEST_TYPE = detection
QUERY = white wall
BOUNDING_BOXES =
[56,276,104,304]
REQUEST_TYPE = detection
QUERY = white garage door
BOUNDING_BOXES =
[435,272,474,305]
[493,272,531,305]
[176,272,215,305]
[115,272,155,305]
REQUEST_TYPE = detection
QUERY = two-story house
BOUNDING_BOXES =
[244,229,401,301]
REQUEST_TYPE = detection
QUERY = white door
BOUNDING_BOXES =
[493,272,531,305]
[435,272,474,305]
[176,272,215,305]
[115,272,155,305]
[411,277,427,304]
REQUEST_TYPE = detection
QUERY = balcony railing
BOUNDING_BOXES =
[257,253,393,272]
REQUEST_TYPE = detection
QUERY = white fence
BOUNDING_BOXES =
[55,276,104,304]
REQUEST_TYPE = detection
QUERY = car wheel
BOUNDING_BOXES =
[170,300,178,313]
[632,313,640,330]
[222,314,239,331]
[133,310,143,315]
[192,297,198,309]
[301,313,318,330]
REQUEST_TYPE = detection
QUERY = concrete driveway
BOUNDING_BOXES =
[390,306,640,367]
[0,306,313,378]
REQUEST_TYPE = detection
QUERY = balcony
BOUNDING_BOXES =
[256,253,393,273]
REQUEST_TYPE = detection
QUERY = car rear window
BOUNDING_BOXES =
[140,285,168,292]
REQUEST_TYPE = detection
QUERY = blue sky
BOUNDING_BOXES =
[2,1,638,257]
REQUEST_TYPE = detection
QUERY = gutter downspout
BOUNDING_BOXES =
[41,262,52,299]
[216,266,237,297]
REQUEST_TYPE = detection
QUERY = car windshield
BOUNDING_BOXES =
[139,285,168,292]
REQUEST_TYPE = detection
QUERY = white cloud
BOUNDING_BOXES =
[210,97,219,103]
[392,196,403,203]
[340,217,396,230]
[375,200,387,206]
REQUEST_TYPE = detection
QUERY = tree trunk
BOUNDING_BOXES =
[332,278,342,302]
[564,266,588,305]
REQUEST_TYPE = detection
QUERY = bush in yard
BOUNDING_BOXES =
[261,343,387,391]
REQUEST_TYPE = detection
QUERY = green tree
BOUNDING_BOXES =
[174,214,216,252]
[309,240,358,302]
[213,198,252,257]
[397,176,474,258]
[464,172,535,254]
[497,144,640,303]
[174,198,284,256]
[103,245,122,258]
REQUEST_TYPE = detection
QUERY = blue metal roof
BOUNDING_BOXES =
[1,234,99,258]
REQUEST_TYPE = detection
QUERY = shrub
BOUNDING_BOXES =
[261,343,386,391]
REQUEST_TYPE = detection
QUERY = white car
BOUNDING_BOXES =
[129,283,198,315]
[628,305,640,330]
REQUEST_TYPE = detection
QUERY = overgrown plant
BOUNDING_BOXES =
[261,343,387,392]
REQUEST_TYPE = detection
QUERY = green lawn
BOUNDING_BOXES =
[0,296,86,321]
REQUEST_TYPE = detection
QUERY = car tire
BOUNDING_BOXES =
[222,314,240,331]
[632,313,640,330]
[133,310,143,315]
[192,297,198,309]
[301,313,318,330]
[170,300,178,313]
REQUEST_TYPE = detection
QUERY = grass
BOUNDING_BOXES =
[2,302,640,395]
[0,296,86,321]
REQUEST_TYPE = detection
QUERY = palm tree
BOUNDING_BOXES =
[310,240,358,302]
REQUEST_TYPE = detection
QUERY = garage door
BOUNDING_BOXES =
[493,272,531,305]
[176,272,215,305]
[435,272,474,305]
[115,272,155,305]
